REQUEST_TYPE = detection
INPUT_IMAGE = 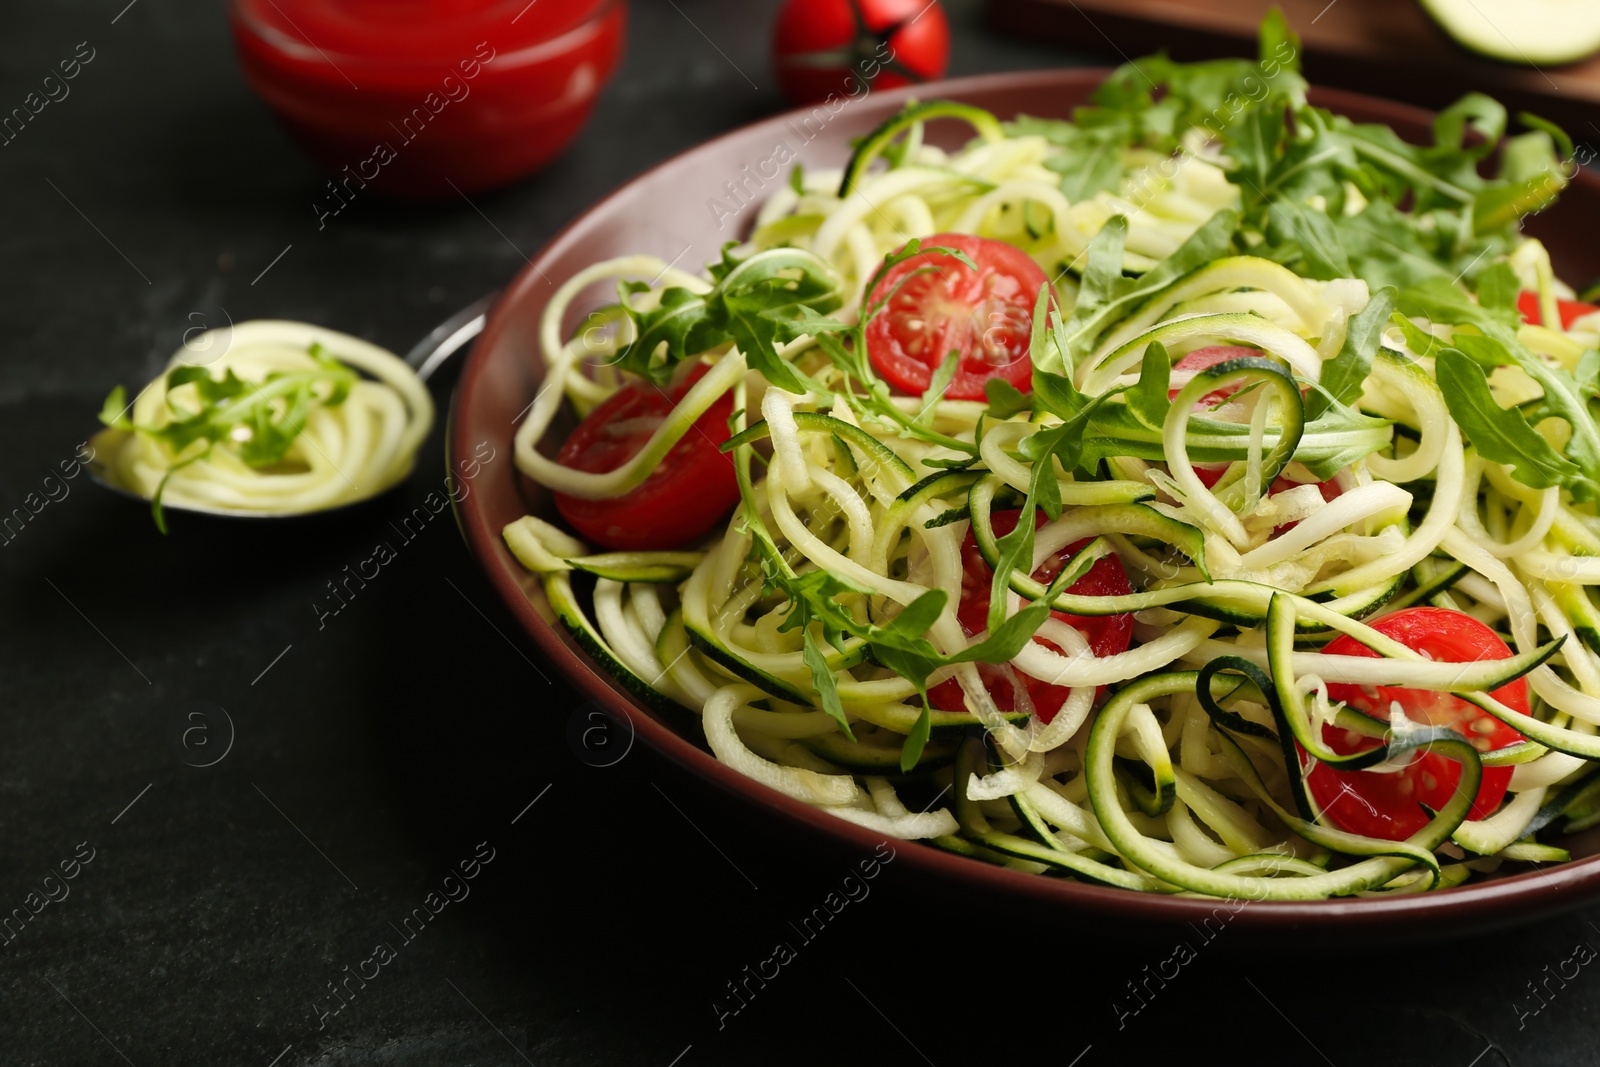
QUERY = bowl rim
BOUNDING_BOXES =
[452,66,1600,932]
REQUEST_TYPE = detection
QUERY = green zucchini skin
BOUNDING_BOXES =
[566,551,704,584]
[839,101,1006,198]
[544,572,683,717]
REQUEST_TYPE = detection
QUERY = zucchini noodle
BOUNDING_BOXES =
[96,321,431,517]
[501,77,1600,901]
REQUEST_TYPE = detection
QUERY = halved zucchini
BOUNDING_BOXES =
[1421,0,1600,66]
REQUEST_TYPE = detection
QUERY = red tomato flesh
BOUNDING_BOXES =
[553,365,740,551]
[927,510,1134,723]
[864,233,1052,402]
[1517,291,1600,330]
[1302,607,1527,841]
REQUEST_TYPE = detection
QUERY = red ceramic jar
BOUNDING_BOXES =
[231,0,625,199]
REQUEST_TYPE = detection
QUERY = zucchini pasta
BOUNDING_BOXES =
[504,22,1600,899]
[97,320,433,526]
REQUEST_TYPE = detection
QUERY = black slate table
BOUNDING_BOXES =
[2,2,1596,1064]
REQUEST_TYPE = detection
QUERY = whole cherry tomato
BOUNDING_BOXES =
[772,0,950,106]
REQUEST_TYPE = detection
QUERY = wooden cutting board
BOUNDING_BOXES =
[988,0,1600,139]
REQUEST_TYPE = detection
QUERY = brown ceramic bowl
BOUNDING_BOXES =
[451,69,1600,942]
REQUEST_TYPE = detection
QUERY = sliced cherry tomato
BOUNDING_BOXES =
[864,233,1052,402]
[552,365,739,551]
[772,0,950,106]
[1302,607,1527,842]
[1517,290,1600,330]
[927,510,1134,723]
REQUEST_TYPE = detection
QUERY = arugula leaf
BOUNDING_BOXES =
[1328,203,1462,290]
[892,678,936,772]
[1436,349,1579,489]
[1474,262,1520,314]
[1390,291,1600,501]
[875,598,1057,771]
[1049,216,1130,375]
[1021,10,1306,210]
[1307,286,1395,418]
[802,629,853,742]
[913,350,961,429]
[1125,341,1172,429]
[1473,116,1571,232]
[101,344,361,532]
[748,488,1059,769]
[1433,94,1507,161]
[1397,276,1520,330]
[1388,311,1444,360]
[989,314,1133,630]
[984,377,1032,419]
[1503,351,1600,504]
[986,496,1040,637]
[613,245,844,393]
[1022,14,1568,293]
[1263,198,1350,280]
[1577,350,1600,402]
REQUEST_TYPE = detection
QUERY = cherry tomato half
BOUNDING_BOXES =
[927,510,1134,723]
[864,233,1052,402]
[772,0,950,106]
[553,365,740,551]
[1302,607,1527,842]
[1517,291,1600,330]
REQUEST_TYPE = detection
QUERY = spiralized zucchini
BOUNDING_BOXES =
[503,82,1600,901]
[97,321,433,519]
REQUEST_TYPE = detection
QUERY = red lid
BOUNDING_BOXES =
[233,0,610,72]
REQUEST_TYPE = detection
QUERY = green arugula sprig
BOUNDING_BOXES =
[1233,93,1569,290]
[727,466,1053,770]
[724,397,1053,770]
[1010,12,1307,202]
[1013,12,1572,292]
[772,567,1051,770]
[1396,276,1600,501]
[611,243,845,394]
[99,344,358,532]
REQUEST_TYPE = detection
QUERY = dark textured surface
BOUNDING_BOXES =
[0,1,1596,1065]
